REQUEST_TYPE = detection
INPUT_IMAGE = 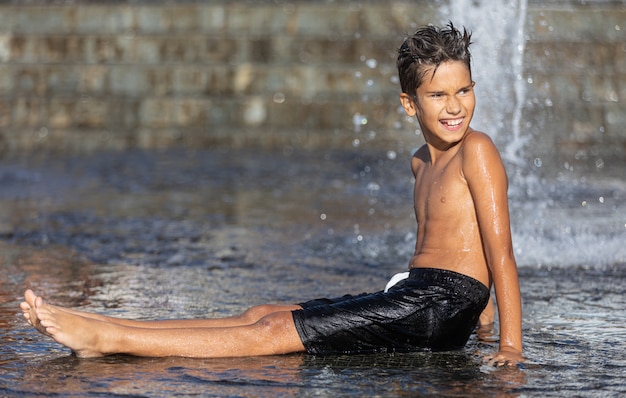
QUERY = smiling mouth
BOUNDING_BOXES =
[441,118,464,129]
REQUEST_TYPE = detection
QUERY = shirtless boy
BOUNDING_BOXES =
[21,23,523,366]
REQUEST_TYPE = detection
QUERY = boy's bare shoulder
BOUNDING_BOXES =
[460,129,507,186]
[460,129,502,163]
[463,129,496,147]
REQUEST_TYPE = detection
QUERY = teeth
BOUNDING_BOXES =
[443,119,463,126]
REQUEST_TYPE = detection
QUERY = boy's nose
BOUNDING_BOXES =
[446,96,461,114]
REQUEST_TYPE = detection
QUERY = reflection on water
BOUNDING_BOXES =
[0,148,625,396]
[1,346,528,397]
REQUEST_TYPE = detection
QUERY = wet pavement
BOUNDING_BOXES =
[1,148,625,396]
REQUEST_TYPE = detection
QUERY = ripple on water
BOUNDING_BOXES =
[0,149,625,396]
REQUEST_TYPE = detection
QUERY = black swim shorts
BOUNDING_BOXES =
[291,268,490,355]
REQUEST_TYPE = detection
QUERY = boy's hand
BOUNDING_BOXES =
[484,349,525,367]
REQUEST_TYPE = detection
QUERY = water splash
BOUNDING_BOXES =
[506,0,529,166]
[409,1,626,268]
[446,0,529,166]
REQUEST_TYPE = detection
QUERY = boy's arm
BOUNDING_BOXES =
[462,132,524,366]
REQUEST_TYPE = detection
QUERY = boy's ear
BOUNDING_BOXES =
[399,93,417,117]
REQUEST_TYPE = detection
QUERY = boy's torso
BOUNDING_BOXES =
[410,131,491,287]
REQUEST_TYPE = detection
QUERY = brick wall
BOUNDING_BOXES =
[524,0,626,165]
[0,0,624,166]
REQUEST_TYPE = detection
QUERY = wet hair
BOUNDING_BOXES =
[397,22,472,96]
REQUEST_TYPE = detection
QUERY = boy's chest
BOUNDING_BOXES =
[414,161,473,217]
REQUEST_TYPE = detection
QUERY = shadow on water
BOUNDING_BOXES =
[0,147,625,396]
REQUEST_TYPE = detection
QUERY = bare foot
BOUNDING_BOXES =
[23,289,118,326]
[21,289,49,335]
[23,290,111,358]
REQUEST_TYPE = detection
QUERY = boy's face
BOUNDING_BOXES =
[400,61,475,150]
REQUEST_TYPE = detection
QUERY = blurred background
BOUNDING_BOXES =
[0,0,623,171]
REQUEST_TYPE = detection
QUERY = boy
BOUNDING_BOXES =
[21,23,523,366]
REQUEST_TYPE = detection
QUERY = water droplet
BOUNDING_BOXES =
[243,97,267,126]
[386,150,397,160]
[367,182,380,191]
[598,197,604,204]
[534,158,542,167]
[320,213,327,221]
[272,92,285,104]
[581,201,587,207]
[36,127,49,141]
[365,58,377,69]
[352,113,368,132]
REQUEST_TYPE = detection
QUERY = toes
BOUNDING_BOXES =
[37,313,56,330]
[24,289,37,305]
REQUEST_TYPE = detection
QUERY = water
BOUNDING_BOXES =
[0,148,625,397]
[1,0,625,395]
[447,0,530,165]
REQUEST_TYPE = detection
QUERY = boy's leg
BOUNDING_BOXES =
[478,296,495,326]
[21,289,301,329]
[23,290,306,358]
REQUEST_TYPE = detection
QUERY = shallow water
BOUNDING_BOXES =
[1,148,625,397]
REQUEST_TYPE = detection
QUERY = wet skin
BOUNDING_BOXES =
[399,61,524,366]
[19,60,522,366]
